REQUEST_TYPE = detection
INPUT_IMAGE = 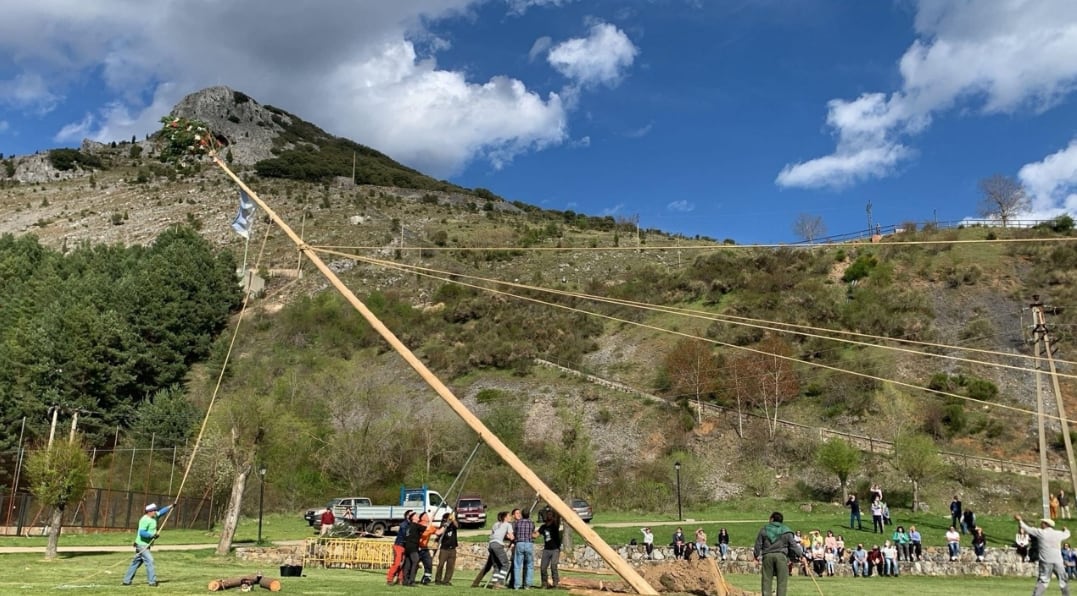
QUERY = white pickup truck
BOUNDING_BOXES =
[304,496,372,527]
[344,486,453,536]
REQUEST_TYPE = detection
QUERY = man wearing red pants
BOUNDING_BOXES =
[386,510,414,585]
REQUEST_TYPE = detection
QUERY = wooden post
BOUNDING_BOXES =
[209,154,657,595]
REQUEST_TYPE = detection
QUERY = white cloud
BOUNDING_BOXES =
[778,0,1077,190]
[528,36,553,62]
[625,122,653,138]
[0,0,580,177]
[506,0,575,15]
[667,200,695,213]
[548,22,638,87]
[0,120,9,133]
[0,73,62,113]
[1018,139,1077,218]
[601,203,625,216]
[54,114,94,142]
[330,40,567,174]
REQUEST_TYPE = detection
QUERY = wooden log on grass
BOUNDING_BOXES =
[258,576,282,592]
[207,574,263,591]
[560,576,629,593]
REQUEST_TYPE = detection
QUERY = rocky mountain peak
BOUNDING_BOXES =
[169,86,292,165]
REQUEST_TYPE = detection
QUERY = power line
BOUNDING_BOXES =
[313,247,1068,424]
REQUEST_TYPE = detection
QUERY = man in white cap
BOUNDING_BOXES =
[1015,514,1071,596]
[123,502,174,587]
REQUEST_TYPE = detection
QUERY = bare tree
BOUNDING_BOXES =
[664,338,721,423]
[724,353,754,438]
[792,214,826,243]
[978,174,1029,227]
[747,337,800,439]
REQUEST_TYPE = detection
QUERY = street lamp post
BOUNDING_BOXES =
[257,466,267,544]
[674,461,682,521]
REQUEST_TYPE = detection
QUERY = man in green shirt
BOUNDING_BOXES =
[753,511,804,596]
[122,502,173,586]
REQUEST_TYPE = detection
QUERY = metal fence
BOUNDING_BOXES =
[1,487,212,535]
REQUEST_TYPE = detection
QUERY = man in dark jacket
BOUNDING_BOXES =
[435,513,458,586]
[845,494,862,530]
[386,509,413,585]
[753,511,804,596]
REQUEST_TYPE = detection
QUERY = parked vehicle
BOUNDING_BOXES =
[303,497,372,527]
[570,498,593,523]
[455,494,487,528]
[537,498,593,523]
[341,485,453,537]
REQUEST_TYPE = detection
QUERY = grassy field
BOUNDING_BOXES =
[1,501,1047,553]
[0,549,1041,595]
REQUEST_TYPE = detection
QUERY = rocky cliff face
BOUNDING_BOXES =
[169,86,291,165]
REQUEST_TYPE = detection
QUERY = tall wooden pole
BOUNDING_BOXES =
[1032,299,1077,503]
[209,154,657,595]
[1033,295,1051,515]
[1035,336,1051,518]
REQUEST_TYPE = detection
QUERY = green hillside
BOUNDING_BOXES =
[0,116,1075,525]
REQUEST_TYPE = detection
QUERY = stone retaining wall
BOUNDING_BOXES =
[237,542,1040,577]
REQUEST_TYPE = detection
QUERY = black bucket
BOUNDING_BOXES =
[279,564,303,577]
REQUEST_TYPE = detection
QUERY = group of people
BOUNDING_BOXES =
[843,483,892,533]
[474,507,563,590]
[662,526,731,561]
[385,510,460,586]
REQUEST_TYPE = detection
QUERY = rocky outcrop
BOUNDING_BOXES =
[169,86,290,165]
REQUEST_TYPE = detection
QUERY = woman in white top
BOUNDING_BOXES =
[946,526,961,561]
[1015,527,1031,562]
[881,540,898,576]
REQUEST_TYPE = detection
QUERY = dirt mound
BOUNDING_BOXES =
[637,559,759,596]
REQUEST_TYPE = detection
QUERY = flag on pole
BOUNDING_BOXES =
[231,190,257,238]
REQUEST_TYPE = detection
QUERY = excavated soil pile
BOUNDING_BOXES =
[637,559,759,596]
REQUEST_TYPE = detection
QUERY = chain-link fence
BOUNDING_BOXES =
[1,487,212,534]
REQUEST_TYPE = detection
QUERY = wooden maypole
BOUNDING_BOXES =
[209,154,657,595]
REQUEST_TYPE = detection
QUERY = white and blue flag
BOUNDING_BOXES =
[231,190,257,238]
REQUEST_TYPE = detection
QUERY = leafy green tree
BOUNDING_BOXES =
[893,432,943,512]
[815,438,860,502]
[130,385,200,448]
[25,438,91,559]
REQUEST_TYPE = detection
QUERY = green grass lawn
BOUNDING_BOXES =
[0,513,318,548]
[3,503,1044,554]
[0,550,1041,595]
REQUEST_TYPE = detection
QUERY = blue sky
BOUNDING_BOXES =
[1,0,1076,243]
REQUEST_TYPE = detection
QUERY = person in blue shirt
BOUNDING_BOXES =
[122,502,173,587]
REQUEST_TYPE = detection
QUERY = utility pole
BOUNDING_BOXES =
[47,406,59,451]
[68,409,80,443]
[1030,295,1077,504]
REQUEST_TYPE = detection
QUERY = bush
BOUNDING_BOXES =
[1052,214,1075,233]
[48,148,104,171]
[842,254,878,282]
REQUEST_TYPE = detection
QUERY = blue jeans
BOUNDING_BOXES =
[696,542,709,558]
[514,542,534,589]
[718,543,729,559]
[948,542,959,559]
[123,545,156,585]
[850,512,861,529]
[852,560,867,576]
[884,558,898,576]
